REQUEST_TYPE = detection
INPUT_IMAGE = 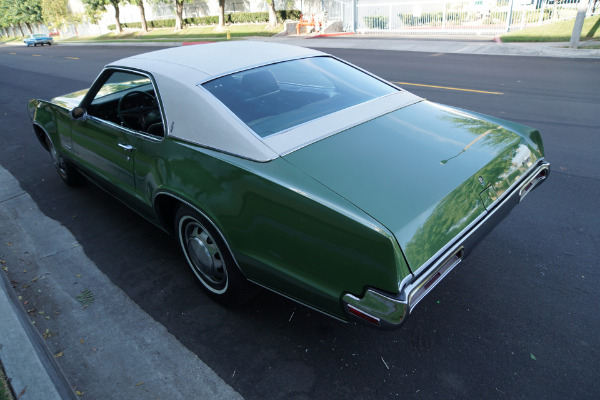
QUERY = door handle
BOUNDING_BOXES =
[118,143,135,152]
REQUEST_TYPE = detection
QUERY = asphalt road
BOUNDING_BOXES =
[1,44,599,399]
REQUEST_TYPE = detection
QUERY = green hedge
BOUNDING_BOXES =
[108,10,301,31]
[397,12,462,26]
[363,16,388,29]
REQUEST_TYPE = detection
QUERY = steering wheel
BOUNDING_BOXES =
[117,90,160,131]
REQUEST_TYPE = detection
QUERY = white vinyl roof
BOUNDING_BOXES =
[113,41,324,79]
[107,41,422,162]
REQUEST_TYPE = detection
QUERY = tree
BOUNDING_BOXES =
[266,0,277,28]
[41,0,68,34]
[0,0,43,35]
[16,0,44,34]
[174,0,188,31]
[218,0,225,28]
[127,0,148,31]
[83,0,123,33]
[0,0,17,35]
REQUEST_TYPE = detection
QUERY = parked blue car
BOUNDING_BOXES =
[24,33,54,46]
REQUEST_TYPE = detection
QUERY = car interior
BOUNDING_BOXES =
[86,72,164,138]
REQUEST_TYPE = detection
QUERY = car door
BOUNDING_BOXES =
[70,69,163,201]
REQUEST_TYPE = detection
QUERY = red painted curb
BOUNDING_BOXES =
[182,41,214,46]
[305,32,356,39]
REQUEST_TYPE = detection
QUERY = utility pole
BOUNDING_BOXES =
[570,0,591,49]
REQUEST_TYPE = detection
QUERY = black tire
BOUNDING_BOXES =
[48,42,52,46]
[175,205,257,305]
[45,134,85,186]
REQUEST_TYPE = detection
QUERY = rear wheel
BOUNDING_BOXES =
[175,205,257,305]
[46,134,84,186]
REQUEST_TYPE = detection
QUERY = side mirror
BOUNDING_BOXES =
[71,107,87,120]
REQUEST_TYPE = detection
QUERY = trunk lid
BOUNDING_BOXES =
[283,101,538,272]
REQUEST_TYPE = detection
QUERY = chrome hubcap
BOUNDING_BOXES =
[49,143,67,176]
[182,219,227,291]
[188,237,214,276]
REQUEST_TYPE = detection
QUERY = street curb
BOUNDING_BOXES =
[306,32,356,39]
[0,268,77,400]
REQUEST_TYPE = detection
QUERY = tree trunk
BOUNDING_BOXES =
[25,23,33,34]
[175,0,184,31]
[138,0,148,32]
[267,0,277,27]
[17,24,25,37]
[218,0,225,28]
[114,2,122,33]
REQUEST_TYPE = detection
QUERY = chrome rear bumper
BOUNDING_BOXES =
[343,160,550,329]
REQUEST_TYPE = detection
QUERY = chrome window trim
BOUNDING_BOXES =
[197,55,409,146]
[81,66,168,142]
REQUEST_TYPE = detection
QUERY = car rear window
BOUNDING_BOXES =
[202,56,398,138]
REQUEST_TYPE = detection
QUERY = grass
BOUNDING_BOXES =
[59,23,283,42]
[0,36,21,44]
[0,361,15,400]
[1,23,282,44]
[501,14,600,42]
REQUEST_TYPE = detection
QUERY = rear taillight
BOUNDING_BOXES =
[347,304,380,326]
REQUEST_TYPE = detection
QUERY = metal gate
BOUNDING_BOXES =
[326,0,596,36]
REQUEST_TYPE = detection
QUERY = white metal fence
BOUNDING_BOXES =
[330,0,599,36]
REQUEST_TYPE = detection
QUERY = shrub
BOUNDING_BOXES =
[363,16,388,29]
[186,16,221,25]
[106,10,301,31]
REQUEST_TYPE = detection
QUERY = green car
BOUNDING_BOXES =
[28,42,549,328]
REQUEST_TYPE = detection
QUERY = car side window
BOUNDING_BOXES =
[87,70,164,137]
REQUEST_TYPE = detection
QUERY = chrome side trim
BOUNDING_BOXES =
[248,279,349,324]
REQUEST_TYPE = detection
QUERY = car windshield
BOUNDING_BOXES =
[32,34,44,38]
[202,56,398,137]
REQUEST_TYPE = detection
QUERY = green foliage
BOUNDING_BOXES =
[397,12,462,26]
[501,14,600,42]
[82,0,122,21]
[17,0,43,25]
[106,11,301,31]
[0,0,43,29]
[363,16,388,29]
[76,289,95,307]
[41,0,68,28]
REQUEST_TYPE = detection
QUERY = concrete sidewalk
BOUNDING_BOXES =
[258,34,600,58]
[10,34,599,58]
[0,165,243,400]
